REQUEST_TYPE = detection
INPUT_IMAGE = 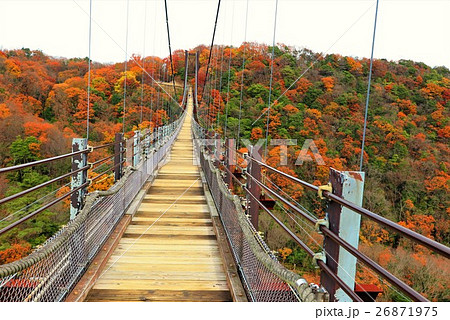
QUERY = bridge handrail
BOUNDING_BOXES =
[0,107,186,233]
[247,155,450,259]
[0,149,91,175]
[245,172,428,302]
[0,167,134,278]
[192,118,448,301]
[192,120,325,302]
[0,114,185,301]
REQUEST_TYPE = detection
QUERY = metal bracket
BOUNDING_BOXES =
[87,145,94,153]
[315,218,329,234]
[318,182,332,199]
[313,251,326,268]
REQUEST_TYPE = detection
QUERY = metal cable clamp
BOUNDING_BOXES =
[318,182,332,199]
[315,218,329,234]
[313,251,326,268]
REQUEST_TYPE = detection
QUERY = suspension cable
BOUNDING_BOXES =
[86,0,93,140]
[359,0,380,171]
[262,173,317,219]
[208,48,218,130]
[216,3,228,130]
[236,0,250,152]
[122,0,130,134]
[210,47,219,129]
[216,45,225,129]
[264,0,279,158]
[140,0,148,125]
[149,0,158,124]
[223,0,236,139]
[251,2,376,126]
[72,0,180,109]
[163,0,178,101]
[200,0,222,104]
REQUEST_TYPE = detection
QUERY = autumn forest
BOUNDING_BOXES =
[0,43,448,301]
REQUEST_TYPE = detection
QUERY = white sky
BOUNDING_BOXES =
[0,0,449,67]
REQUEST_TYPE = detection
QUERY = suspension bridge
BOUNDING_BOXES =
[0,0,449,303]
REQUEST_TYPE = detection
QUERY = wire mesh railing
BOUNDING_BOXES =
[192,117,450,302]
[193,120,324,302]
[0,113,185,302]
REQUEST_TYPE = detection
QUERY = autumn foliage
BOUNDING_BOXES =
[201,43,449,301]
[0,45,448,300]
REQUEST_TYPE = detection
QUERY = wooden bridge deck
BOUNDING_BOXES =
[85,96,232,302]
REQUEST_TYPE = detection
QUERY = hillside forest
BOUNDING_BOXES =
[0,44,448,301]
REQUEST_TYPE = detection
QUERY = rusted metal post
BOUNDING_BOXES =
[224,138,235,188]
[320,168,365,301]
[70,138,88,220]
[247,145,261,229]
[114,133,124,182]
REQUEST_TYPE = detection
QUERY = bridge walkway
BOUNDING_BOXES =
[85,97,233,302]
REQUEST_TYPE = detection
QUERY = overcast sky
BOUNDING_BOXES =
[0,0,449,68]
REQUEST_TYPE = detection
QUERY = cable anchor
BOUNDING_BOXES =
[315,218,329,234]
[313,251,326,268]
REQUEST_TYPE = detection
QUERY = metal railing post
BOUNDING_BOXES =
[70,138,88,220]
[320,168,365,301]
[114,133,124,182]
[145,129,151,158]
[247,145,261,229]
[224,138,235,188]
[133,130,140,167]
[158,127,162,148]
[214,133,221,166]
[151,127,157,149]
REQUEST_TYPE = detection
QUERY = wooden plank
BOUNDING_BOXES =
[124,229,216,236]
[145,187,204,196]
[125,225,215,232]
[136,206,209,214]
[121,233,217,240]
[114,244,220,252]
[117,238,218,245]
[151,181,202,188]
[106,256,224,264]
[99,271,227,281]
[143,194,206,201]
[136,209,210,219]
[130,220,212,227]
[102,263,226,273]
[131,216,212,222]
[111,249,220,257]
[92,279,229,291]
[86,289,232,302]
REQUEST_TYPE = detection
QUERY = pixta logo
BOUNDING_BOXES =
[193,138,325,166]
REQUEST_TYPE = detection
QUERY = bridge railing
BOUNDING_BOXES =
[245,155,450,302]
[192,121,325,302]
[192,120,450,302]
[0,112,186,301]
